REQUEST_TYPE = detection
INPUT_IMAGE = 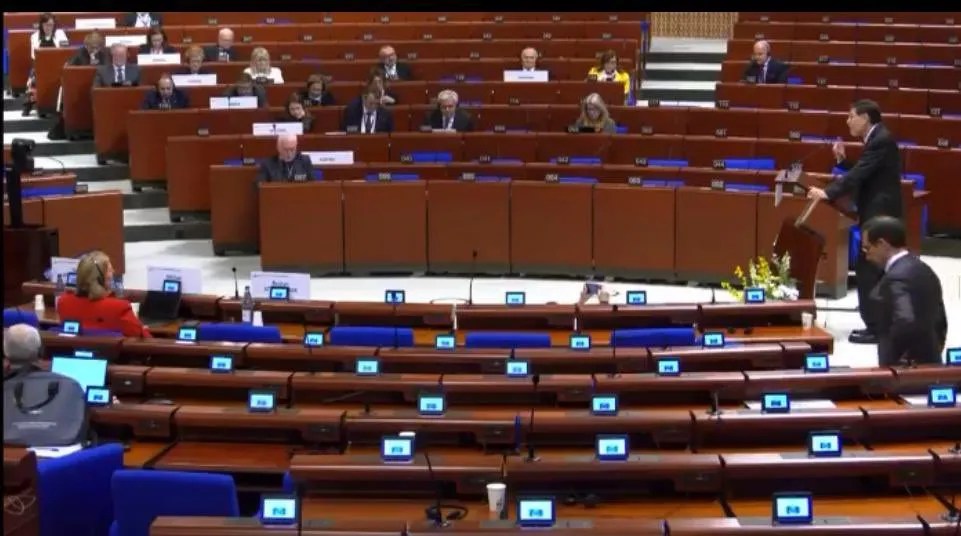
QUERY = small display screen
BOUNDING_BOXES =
[86,387,111,406]
[506,360,530,377]
[744,287,766,304]
[248,390,276,412]
[762,393,791,413]
[596,435,629,461]
[808,431,842,457]
[162,279,182,293]
[303,332,324,347]
[260,496,297,525]
[569,334,591,350]
[929,385,957,408]
[804,353,829,372]
[268,286,289,300]
[946,347,960,366]
[505,291,526,306]
[656,358,681,376]
[381,436,414,462]
[209,355,233,372]
[703,332,725,348]
[517,498,556,527]
[177,327,197,342]
[74,350,94,358]
[626,290,647,305]
[435,334,456,350]
[62,320,81,335]
[773,493,813,525]
[418,394,446,415]
[385,290,406,304]
[591,394,618,416]
[356,358,380,376]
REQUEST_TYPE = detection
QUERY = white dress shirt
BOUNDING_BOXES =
[30,29,69,60]
[361,109,378,134]
[864,123,880,144]
[884,250,909,273]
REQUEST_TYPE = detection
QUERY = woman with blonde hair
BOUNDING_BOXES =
[56,251,151,338]
[243,47,284,84]
[573,93,617,133]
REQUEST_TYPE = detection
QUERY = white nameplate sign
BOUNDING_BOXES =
[172,74,217,87]
[146,265,203,294]
[136,53,181,65]
[304,151,354,165]
[105,34,147,47]
[252,122,303,136]
[74,18,116,30]
[249,271,311,300]
[503,70,549,82]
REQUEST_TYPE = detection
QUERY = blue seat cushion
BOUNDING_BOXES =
[328,326,414,347]
[3,308,39,327]
[724,158,775,171]
[612,327,696,348]
[197,323,282,343]
[464,332,551,349]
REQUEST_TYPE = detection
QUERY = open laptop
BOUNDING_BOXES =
[138,289,183,327]
[50,356,108,392]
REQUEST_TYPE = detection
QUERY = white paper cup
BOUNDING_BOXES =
[487,482,506,513]
[131,302,141,316]
[801,312,814,330]
[34,294,45,312]
[253,310,264,327]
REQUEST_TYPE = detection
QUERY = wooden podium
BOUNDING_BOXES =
[3,226,58,307]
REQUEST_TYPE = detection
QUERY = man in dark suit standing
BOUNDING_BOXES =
[808,99,904,344]
[742,40,789,84]
[341,89,394,133]
[423,90,475,132]
[203,28,237,62]
[256,134,315,183]
[859,216,947,366]
[377,45,412,81]
[93,43,141,87]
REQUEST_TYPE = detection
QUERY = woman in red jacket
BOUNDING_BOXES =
[56,251,151,338]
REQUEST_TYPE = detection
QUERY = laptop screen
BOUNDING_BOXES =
[51,357,108,392]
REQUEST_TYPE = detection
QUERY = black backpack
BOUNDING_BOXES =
[3,370,89,447]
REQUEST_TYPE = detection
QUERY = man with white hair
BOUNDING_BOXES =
[3,324,43,377]
[423,90,475,132]
[204,28,236,62]
[256,134,315,182]
[376,45,412,81]
[742,40,789,84]
[92,43,141,87]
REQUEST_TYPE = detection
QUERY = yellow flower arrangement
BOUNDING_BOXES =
[721,252,798,301]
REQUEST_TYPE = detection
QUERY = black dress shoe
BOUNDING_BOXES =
[848,331,878,344]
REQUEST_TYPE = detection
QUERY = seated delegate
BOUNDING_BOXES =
[244,47,284,84]
[137,27,176,55]
[277,94,315,132]
[742,40,789,84]
[141,74,189,110]
[299,74,335,107]
[422,89,475,132]
[586,49,631,99]
[56,251,151,338]
[256,134,315,183]
[175,46,214,76]
[93,43,141,87]
[341,87,395,134]
[223,73,267,108]
[572,93,617,133]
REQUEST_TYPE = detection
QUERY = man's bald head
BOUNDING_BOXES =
[276,134,298,162]
[520,47,539,70]
[752,40,771,64]
[3,324,42,368]
[217,27,234,49]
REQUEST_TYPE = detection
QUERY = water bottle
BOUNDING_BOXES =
[241,285,254,323]
[56,273,65,295]
[113,276,124,298]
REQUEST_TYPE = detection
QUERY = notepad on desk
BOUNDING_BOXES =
[744,399,837,411]
[28,443,84,459]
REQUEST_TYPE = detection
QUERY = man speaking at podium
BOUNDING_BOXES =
[807,100,903,345]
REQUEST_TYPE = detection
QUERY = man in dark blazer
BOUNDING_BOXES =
[742,40,789,84]
[376,45,412,81]
[203,28,238,62]
[68,32,107,66]
[93,44,141,87]
[341,89,394,133]
[860,216,947,366]
[422,89,475,132]
[141,74,189,110]
[809,99,904,344]
[123,12,163,28]
[256,134,315,183]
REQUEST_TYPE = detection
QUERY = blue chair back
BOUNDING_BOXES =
[39,443,123,536]
[111,470,239,536]
[464,332,551,349]
[642,179,685,188]
[725,183,769,192]
[197,323,282,343]
[558,177,598,184]
[365,173,420,182]
[612,327,696,348]
[328,326,414,347]
[724,158,775,171]
[23,186,75,198]
[4,308,39,327]
[549,157,602,165]
[647,159,689,167]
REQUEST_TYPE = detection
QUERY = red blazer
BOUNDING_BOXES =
[56,293,151,338]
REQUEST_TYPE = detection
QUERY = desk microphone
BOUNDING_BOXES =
[422,439,467,526]
[524,374,540,462]
[706,390,721,417]
[320,390,372,413]
[231,266,240,299]
[467,249,478,305]
[608,335,619,378]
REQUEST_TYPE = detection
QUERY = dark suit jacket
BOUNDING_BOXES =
[223,85,267,108]
[202,45,238,62]
[873,254,948,366]
[123,12,163,28]
[67,49,108,67]
[93,64,141,87]
[379,62,412,81]
[825,123,904,222]
[172,65,215,76]
[137,44,177,55]
[341,99,394,133]
[298,89,335,107]
[276,113,314,133]
[141,88,189,110]
[742,58,790,83]
[422,108,475,132]
[256,154,315,183]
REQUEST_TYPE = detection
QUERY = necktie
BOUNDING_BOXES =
[364,112,374,134]
[761,64,768,84]
[445,115,453,130]
[115,66,123,84]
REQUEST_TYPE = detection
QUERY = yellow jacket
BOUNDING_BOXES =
[587,67,631,96]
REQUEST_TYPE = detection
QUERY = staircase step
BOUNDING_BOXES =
[645,51,727,64]
[639,88,716,103]
[124,221,212,242]
[123,190,169,210]
[644,63,721,82]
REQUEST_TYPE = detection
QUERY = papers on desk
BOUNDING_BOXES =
[137,53,181,66]
[75,18,116,30]
[304,151,354,166]
[252,122,304,136]
[249,271,311,300]
[503,70,549,82]
[146,265,203,294]
[172,74,217,87]
[28,443,83,459]
[105,34,147,47]
[209,96,259,110]
[744,399,837,410]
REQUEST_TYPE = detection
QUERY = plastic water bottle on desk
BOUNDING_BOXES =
[54,273,65,308]
[241,285,254,323]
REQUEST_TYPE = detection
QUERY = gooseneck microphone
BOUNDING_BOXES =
[467,249,478,305]
[525,374,541,462]
[232,266,240,299]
